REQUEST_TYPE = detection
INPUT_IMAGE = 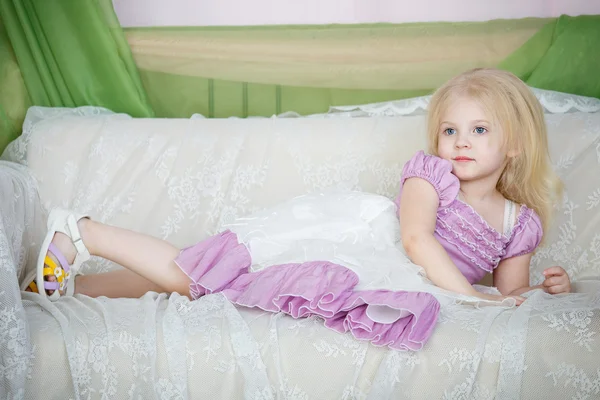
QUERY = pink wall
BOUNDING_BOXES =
[113,0,600,27]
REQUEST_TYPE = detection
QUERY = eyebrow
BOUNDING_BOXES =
[440,119,490,125]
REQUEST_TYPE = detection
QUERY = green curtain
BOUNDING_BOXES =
[0,14,29,152]
[0,1,599,154]
[500,15,600,98]
[0,0,153,111]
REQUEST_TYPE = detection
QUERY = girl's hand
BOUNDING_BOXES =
[474,292,526,306]
[543,266,571,294]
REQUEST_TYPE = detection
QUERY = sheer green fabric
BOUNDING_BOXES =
[129,15,600,118]
[138,71,432,118]
[0,0,153,112]
[0,1,599,154]
[0,0,153,152]
[128,18,548,118]
[0,15,29,153]
[500,15,600,99]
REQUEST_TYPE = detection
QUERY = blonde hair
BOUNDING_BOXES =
[427,68,563,234]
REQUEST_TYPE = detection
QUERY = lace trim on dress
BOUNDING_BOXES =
[435,220,495,272]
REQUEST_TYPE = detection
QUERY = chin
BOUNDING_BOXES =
[451,170,478,181]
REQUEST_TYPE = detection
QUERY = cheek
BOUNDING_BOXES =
[437,137,451,155]
[483,138,506,154]
[481,141,508,165]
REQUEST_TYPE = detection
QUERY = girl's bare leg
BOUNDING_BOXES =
[75,269,166,298]
[31,218,192,298]
[80,219,191,296]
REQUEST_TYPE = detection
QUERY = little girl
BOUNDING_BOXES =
[399,68,571,304]
[26,68,571,347]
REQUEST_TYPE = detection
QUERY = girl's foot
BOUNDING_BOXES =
[26,231,78,296]
[27,209,91,300]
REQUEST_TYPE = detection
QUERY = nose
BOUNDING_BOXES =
[454,132,471,149]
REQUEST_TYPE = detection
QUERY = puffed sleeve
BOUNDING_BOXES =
[502,207,543,259]
[396,151,460,209]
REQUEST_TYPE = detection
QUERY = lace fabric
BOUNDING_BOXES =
[0,161,46,398]
[1,101,600,398]
[323,87,600,118]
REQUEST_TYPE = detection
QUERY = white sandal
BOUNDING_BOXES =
[30,209,91,301]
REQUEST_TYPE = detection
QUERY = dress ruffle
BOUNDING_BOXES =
[503,206,543,259]
[175,230,440,351]
[397,150,460,208]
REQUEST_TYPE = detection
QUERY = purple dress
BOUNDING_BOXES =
[397,151,543,284]
[173,151,543,351]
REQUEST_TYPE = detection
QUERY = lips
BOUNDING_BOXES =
[453,156,474,162]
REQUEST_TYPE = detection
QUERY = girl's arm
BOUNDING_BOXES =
[493,253,546,296]
[400,178,481,297]
[494,254,571,295]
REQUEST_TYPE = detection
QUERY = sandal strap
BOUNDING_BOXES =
[43,256,60,279]
[43,257,64,282]
[65,273,78,297]
[67,214,89,258]
[43,280,60,291]
[28,281,38,293]
[40,254,70,292]
[48,243,71,274]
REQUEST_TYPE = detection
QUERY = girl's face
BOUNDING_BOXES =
[436,96,511,183]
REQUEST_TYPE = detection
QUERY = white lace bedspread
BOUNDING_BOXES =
[2,102,600,399]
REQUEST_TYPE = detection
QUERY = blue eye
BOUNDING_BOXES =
[444,128,456,135]
[474,127,487,134]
